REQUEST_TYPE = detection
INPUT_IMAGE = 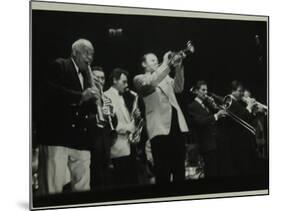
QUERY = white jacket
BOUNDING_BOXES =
[134,64,188,140]
[104,87,135,158]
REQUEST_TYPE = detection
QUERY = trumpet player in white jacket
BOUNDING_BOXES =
[133,51,189,184]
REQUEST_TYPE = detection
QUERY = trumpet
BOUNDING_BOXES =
[242,96,268,111]
[189,87,256,135]
[168,40,195,66]
[88,65,116,132]
[99,87,115,131]
[211,93,256,135]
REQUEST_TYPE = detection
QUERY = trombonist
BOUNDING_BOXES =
[219,80,259,176]
[187,81,227,178]
[89,66,117,190]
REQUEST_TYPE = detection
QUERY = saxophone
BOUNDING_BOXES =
[127,89,145,144]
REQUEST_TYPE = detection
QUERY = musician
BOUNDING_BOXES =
[220,80,258,176]
[133,52,189,184]
[243,89,267,158]
[38,39,99,194]
[187,81,227,177]
[89,66,117,190]
[104,68,139,187]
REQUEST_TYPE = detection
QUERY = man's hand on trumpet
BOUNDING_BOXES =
[243,97,257,113]
[171,53,184,68]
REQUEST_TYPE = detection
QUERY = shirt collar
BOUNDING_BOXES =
[71,58,79,74]
[230,94,238,101]
[110,86,121,96]
[195,97,204,105]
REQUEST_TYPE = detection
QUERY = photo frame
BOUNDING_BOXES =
[30,1,269,210]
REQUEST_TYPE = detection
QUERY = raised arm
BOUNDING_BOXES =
[172,64,185,93]
[133,52,172,96]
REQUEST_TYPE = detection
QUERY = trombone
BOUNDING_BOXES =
[210,93,256,135]
[190,87,256,135]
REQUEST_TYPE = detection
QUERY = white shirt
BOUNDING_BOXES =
[110,87,131,123]
[71,58,84,89]
[195,97,208,111]
[195,97,218,121]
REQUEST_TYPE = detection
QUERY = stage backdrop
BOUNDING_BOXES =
[32,10,267,124]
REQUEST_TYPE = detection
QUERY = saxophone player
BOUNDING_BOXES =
[104,68,140,187]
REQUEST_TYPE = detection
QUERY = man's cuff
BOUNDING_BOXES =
[246,106,252,113]
[214,114,218,121]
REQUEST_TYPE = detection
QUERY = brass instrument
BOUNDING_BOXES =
[88,65,116,132]
[189,87,219,110]
[168,40,195,66]
[242,96,268,111]
[126,89,145,144]
[100,87,115,131]
[210,93,256,135]
[189,87,256,135]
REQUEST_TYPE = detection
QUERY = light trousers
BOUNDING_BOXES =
[38,145,91,195]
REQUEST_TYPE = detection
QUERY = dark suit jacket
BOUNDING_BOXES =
[218,98,258,176]
[187,101,217,153]
[221,98,255,144]
[38,58,97,150]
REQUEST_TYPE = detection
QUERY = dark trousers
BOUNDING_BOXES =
[90,129,112,191]
[230,136,258,176]
[150,108,186,184]
[202,150,218,178]
[111,153,138,188]
[217,125,259,177]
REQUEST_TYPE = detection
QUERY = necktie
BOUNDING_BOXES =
[77,71,84,90]
[80,70,92,90]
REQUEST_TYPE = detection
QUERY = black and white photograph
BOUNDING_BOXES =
[30,1,269,210]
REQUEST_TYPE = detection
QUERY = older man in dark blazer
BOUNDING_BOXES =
[38,39,99,194]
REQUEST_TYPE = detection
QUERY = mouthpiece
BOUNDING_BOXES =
[125,88,137,96]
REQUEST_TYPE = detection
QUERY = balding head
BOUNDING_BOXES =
[142,53,159,73]
[71,39,94,72]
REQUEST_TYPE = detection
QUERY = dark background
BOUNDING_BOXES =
[32,10,267,124]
